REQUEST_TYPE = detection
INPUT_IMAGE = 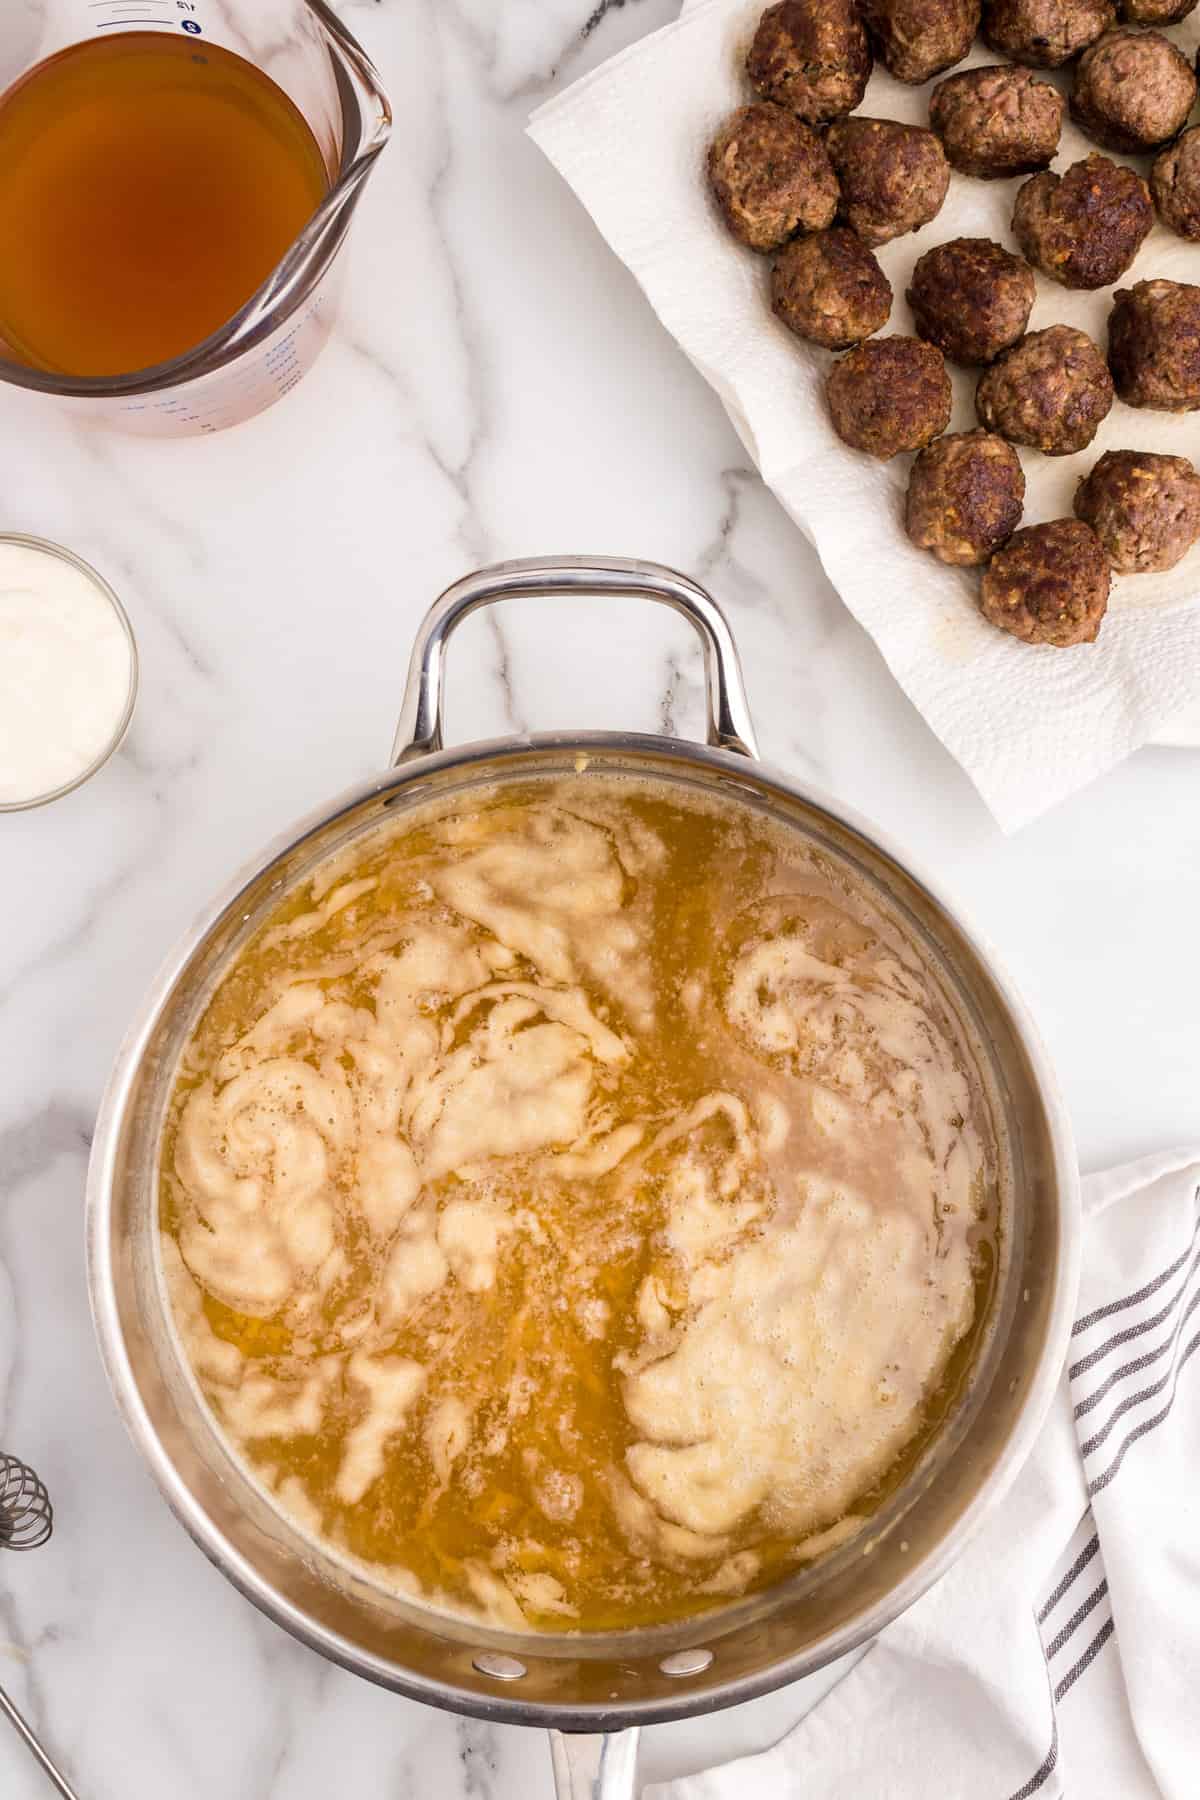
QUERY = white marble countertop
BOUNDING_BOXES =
[2,2,1199,1795]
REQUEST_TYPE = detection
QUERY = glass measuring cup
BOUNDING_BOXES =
[0,0,391,436]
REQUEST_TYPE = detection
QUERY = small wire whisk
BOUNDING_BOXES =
[0,1452,54,1552]
[0,1451,80,1800]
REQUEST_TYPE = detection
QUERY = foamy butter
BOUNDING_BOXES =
[0,539,135,808]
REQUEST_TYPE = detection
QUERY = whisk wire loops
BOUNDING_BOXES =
[0,1452,53,1551]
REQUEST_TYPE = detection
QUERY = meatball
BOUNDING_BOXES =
[1071,29,1196,153]
[771,229,893,348]
[1152,128,1200,242]
[905,431,1026,564]
[707,105,839,252]
[980,520,1111,646]
[826,118,951,247]
[982,0,1114,66]
[1012,154,1153,290]
[930,66,1064,179]
[747,0,872,125]
[863,0,980,83]
[907,239,1036,366]
[1074,449,1200,572]
[826,336,952,457]
[976,325,1114,455]
[1108,280,1200,411]
[1119,0,1195,20]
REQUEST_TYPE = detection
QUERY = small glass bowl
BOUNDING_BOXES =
[0,533,139,813]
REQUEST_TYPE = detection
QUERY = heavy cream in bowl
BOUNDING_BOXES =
[0,536,137,810]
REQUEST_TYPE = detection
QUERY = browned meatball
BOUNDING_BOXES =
[747,0,872,125]
[982,0,1114,65]
[980,520,1111,645]
[976,325,1114,455]
[826,336,952,457]
[1071,29,1196,152]
[1108,280,1200,411]
[1151,128,1200,242]
[863,0,980,83]
[1120,0,1195,20]
[1012,155,1153,290]
[930,67,1064,178]
[707,104,839,252]
[771,230,893,347]
[1074,449,1200,571]
[907,239,1036,366]
[905,431,1026,564]
[826,118,951,246]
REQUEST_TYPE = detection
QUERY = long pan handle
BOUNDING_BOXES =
[549,1728,641,1800]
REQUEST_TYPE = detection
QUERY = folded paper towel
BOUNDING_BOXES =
[647,1149,1200,1800]
[529,0,1200,830]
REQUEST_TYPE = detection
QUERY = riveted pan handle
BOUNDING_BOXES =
[549,1729,641,1800]
[391,557,759,765]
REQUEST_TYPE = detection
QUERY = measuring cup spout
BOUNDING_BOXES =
[223,0,393,366]
[309,0,393,201]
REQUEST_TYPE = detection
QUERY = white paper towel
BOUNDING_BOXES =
[529,0,1200,830]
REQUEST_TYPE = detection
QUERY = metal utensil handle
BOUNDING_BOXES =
[391,557,759,765]
[549,1729,641,1800]
[0,1684,82,1800]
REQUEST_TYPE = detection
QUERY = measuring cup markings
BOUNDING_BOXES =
[61,0,240,56]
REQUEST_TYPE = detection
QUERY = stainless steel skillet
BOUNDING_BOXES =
[87,558,1079,1799]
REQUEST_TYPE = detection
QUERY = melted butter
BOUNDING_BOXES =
[159,776,1002,1632]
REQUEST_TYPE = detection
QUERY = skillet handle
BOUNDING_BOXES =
[391,556,759,765]
[549,1729,641,1800]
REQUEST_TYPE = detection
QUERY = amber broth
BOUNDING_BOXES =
[0,33,327,377]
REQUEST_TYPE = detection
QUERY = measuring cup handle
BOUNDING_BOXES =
[390,557,759,765]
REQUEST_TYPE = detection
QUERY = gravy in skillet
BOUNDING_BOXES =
[160,775,1002,1630]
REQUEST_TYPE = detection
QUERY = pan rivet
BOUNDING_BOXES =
[660,1649,713,1676]
[472,1652,527,1681]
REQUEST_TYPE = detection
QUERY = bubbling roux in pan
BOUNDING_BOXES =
[160,775,1003,1631]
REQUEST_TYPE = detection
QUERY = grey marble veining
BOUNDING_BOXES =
[1,2,1199,1796]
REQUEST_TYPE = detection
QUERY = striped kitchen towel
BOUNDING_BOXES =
[650,1150,1200,1800]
